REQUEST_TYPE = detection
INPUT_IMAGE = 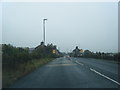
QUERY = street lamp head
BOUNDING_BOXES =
[43,19,47,21]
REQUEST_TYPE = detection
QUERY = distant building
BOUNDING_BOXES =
[40,42,45,47]
[83,50,92,57]
[80,49,84,56]
[72,46,84,57]
[106,53,114,57]
[29,48,35,53]
[73,46,80,57]
[52,49,59,55]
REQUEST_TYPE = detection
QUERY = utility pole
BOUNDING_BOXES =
[43,18,47,45]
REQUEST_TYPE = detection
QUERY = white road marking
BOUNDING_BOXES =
[46,64,77,67]
[75,61,84,66]
[68,58,72,61]
[90,68,120,85]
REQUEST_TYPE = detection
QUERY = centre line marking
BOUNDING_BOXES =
[90,68,120,85]
[75,61,84,66]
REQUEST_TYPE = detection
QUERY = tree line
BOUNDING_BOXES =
[69,46,120,62]
[2,43,61,71]
[82,50,120,61]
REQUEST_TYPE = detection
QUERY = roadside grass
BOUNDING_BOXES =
[2,58,54,88]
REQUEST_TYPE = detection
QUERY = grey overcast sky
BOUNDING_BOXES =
[2,2,118,53]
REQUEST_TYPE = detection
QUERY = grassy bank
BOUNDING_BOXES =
[2,58,54,88]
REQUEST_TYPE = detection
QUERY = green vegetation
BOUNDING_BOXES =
[70,46,120,62]
[82,51,120,62]
[2,43,61,88]
[2,58,53,88]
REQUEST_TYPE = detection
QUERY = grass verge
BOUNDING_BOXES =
[2,58,54,88]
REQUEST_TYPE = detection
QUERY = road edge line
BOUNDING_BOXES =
[90,68,120,86]
[75,61,84,66]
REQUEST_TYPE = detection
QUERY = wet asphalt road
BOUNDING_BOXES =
[10,56,120,88]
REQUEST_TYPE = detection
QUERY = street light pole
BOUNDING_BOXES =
[43,19,47,45]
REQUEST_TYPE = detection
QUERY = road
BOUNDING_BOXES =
[10,57,120,88]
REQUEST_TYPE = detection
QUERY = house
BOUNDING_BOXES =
[72,46,84,57]
[29,48,35,53]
